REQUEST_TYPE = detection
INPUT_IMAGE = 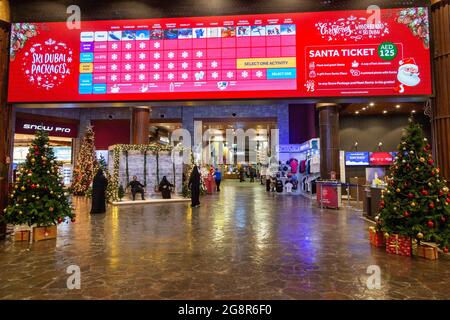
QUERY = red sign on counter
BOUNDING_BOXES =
[369,152,394,166]
[7,7,432,103]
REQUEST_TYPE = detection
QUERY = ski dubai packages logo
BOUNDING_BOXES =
[304,7,431,96]
[10,23,74,91]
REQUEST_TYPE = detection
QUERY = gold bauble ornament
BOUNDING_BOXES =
[428,182,432,187]
[420,157,425,162]
[416,167,420,171]
[411,202,416,207]
[23,198,27,202]
[19,211,22,215]
[443,187,449,193]
[384,232,390,238]
[417,232,424,239]
[16,177,20,182]
[396,188,401,193]
[15,185,18,189]
[31,158,35,163]
[36,196,40,200]
[20,186,26,191]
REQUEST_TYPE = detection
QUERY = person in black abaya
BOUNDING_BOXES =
[91,169,108,214]
[159,176,174,199]
[189,165,201,208]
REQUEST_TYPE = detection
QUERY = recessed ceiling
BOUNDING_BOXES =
[341,101,423,115]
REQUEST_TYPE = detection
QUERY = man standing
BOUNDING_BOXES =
[214,168,222,192]
[128,176,145,200]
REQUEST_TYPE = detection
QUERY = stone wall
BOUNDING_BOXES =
[108,149,183,197]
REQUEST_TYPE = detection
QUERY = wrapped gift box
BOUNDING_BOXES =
[369,227,385,247]
[414,243,439,260]
[33,225,57,241]
[386,234,411,257]
[14,230,30,242]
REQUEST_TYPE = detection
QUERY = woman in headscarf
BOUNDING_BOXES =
[159,176,174,199]
[189,165,201,208]
[91,169,108,214]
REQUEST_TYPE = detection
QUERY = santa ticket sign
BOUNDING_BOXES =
[7,7,431,103]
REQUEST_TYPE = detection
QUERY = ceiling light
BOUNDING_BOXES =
[395,104,401,109]
[412,110,416,113]
[355,111,359,115]
[383,110,387,114]
[362,107,366,111]
[369,102,375,106]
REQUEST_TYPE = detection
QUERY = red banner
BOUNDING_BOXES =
[369,152,394,166]
[7,7,431,103]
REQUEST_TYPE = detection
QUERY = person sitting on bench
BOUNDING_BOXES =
[128,176,145,200]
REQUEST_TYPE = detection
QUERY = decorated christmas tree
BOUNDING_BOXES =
[2,130,75,226]
[71,125,98,196]
[376,119,450,252]
[182,151,206,198]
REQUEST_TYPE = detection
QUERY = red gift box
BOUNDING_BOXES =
[386,234,412,257]
[369,227,385,247]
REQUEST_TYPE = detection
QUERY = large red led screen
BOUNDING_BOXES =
[7,7,432,103]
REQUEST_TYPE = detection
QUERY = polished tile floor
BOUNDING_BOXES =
[1,180,450,300]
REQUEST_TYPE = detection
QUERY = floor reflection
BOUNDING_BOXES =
[0,180,450,299]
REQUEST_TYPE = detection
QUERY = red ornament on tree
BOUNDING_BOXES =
[421,189,428,196]
[429,202,435,209]
[403,211,410,218]
[427,220,434,228]
[428,159,434,165]
[58,217,63,224]
[31,184,36,189]
[441,216,446,223]
[408,193,414,199]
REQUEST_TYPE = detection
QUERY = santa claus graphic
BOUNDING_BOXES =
[395,57,420,93]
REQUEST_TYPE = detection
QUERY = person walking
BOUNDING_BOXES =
[239,165,245,182]
[158,176,174,199]
[189,165,201,208]
[214,168,222,192]
[91,169,108,214]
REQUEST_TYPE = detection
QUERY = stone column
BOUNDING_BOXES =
[0,0,10,240]
[131,107,150,144]
[317,103,340,180]
[431,0,450,182]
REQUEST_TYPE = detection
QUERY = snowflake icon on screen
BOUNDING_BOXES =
[154,42,161,49]
[211,61,218,68]
[111,54,118,60]
[25,52,29,57]
[153,63,160,70]
[138,63,146,71]
[226,71,234,79]
[212,72,219,79]
[138,74,146,81]
[256,70,263,78]
[181,51,189,59]
[196,51,203,58]
[139,42,146,49]
[241,71,249,78]
[111,64,118,71]
[125,74,132,81]
[153,52,161,59]
[25,70,30,74]
[168,62,175,70]
[111,43,119,50]
[181,72,188,80]
[125,43,132,50]
[30,47,35,53]
[111,74,118,81]
[139,53,146,60]
[168,52,175,59]
[37,76,42,82]
[181,62,189,69]
[153,73,160,80]
[67,57,73,63]
[125,64,132,71]
[125,53,132,60]
[168,73,175,80]
[196,62,203,69]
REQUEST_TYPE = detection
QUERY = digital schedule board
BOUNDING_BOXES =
[7,7,432,103]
